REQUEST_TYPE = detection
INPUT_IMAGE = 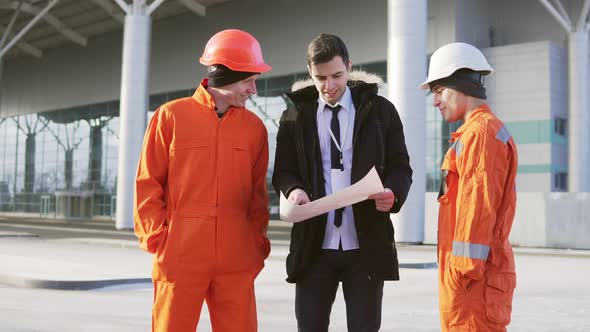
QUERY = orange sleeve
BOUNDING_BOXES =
[248,126,270,259]
[133,107,171,253]
[451,125,508,281]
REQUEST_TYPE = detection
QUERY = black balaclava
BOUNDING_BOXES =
[431,68,487,99]
[207,64,257,87]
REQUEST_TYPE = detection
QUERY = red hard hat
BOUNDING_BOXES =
[199,29,272,73]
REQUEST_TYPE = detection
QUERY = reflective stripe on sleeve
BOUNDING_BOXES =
[452,241,490,260]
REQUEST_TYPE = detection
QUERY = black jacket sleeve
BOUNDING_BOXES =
[272,109,307,199]
[380,97,413,213]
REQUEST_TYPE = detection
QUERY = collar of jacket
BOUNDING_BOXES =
[286,79,379,107]
[285,80,380,154]
[192,79,249,114]
[286,79,379,146]
[192,79,217,111]
[451,103,491,140]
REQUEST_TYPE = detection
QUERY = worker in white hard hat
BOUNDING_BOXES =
[421,42,519,332]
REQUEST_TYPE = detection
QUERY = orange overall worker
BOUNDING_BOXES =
[134,29,272,332]
[421,42,518,332]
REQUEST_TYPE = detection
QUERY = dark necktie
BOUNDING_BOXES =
[327,104,343,170]
[326,104,344,227]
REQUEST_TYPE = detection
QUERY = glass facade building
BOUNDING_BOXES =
[0,60,454,218]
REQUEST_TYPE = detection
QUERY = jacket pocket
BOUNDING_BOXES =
[372,212,394,244]
[286,250,297,279]
[153,226,168,254]
[169,141,211,200]
[233,143,252,167]
[447,264,468,295]
[170,141,208,151]
[166,213,215,268]
[385,216,395,242]
[231,143,253,203]
[365,240,397,278]
[485,273,516,324]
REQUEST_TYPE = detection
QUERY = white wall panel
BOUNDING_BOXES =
[483,42,555,122]
[517,173,552,192]
[425,192,590,249]
[518,143,552,164]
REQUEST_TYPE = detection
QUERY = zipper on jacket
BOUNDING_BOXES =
[213,109,228,266]
[375,120,385,175]
[296,102,315,199]
[216,115,221,207]
[310,119,317,199]
[310,102,322,199]
[215,108,232,203]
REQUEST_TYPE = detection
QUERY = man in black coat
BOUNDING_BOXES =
[272,33,413,332]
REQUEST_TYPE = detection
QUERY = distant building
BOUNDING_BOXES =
[0,0,588,248]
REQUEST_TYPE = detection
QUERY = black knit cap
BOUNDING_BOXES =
[207,64,258,87]
[431,68,488,99]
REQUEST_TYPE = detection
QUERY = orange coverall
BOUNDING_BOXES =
[134,81,270,332]
[437,104,518,332]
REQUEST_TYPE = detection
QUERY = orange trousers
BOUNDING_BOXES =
[439,281,508,332]
[439,254,513,332]
[152,271,258,332]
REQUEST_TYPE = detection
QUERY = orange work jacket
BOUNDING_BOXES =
[437,104,518,328]
[134,82,270,281]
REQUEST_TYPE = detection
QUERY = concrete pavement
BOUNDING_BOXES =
[0,216,589,331]
[0,225,438,291]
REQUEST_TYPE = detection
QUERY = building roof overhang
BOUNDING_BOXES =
[0,0,230,59]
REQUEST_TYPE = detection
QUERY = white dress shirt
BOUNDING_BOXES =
[317,86,359,250]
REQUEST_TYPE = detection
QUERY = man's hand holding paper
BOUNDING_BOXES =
[280,166,385,223]
[287,188,310,205]
[368,188,395,212]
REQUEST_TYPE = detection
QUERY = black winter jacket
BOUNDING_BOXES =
[272,79,413,283]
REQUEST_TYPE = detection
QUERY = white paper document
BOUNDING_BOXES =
[279,167,384,223]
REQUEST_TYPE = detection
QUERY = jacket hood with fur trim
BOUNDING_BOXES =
[287,70,384,104]
[290,70,384,92]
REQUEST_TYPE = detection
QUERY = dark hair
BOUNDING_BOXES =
[431,68,487,99]
[306,33,349,66]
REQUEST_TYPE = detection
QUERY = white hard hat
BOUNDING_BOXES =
[420,42,493,89]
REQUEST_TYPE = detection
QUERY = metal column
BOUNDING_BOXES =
[115,0,161,229]
[387,0,427,243]
[537,0,590,192]
[568,30,590,191]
